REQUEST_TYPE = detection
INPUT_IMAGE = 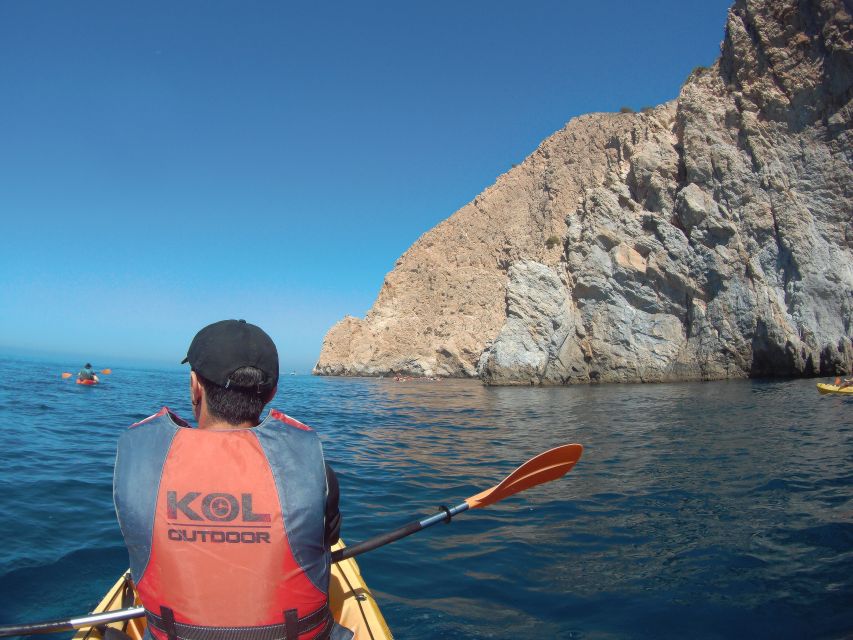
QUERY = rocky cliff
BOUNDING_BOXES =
[315,0,853,384]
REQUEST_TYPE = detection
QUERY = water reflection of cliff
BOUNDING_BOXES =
[301,376,702,516]
[297,376,836,529]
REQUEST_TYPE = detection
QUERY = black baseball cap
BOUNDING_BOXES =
[181,319,279,392]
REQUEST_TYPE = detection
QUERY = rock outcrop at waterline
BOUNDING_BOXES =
[314,0,853,384]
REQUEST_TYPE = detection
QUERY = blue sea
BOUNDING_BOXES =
[0,356,851,639]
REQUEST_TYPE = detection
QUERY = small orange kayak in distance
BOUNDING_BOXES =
[76,378,98,386]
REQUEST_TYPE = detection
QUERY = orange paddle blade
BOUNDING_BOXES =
[465,443,583,509]
[61,372,73,379]
[101,369,112,374]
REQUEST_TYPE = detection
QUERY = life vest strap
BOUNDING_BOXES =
[284,609,298,640]
[145,603,331,640]
[160,607,178,640]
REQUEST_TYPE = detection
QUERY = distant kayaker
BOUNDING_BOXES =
[836,376,852,389]
[113,319,352,640]
[77,363,98,383]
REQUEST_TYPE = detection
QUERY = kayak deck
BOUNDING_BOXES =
[72,540,392,640]
[817,382,853,394]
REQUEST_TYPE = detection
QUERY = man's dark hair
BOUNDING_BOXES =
[197,366,273,425]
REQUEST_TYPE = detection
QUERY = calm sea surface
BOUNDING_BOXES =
[0,356,851,639]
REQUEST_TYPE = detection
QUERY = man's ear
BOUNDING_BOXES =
[263,385,278,404]
[190,371,203,406]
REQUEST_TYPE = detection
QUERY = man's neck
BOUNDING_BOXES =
[196,406,258,431]
[199,419,257,430]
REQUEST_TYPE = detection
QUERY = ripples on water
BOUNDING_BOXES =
[0,356,851,639]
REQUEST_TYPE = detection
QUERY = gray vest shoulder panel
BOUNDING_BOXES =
[254,411,329,594]
[113,410,180,581]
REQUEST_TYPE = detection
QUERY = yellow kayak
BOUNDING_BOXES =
[72,540,393,640]
[817,382,853,394]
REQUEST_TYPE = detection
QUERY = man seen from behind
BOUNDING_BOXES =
[113,319,350,640]
[78,363,98,383]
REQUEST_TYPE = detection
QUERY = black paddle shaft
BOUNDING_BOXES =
[331,500,470,563]
[332,520,422,563]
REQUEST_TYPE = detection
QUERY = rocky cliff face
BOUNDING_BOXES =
[315,0,853,384]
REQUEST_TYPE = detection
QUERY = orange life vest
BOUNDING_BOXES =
[114,408,345,640]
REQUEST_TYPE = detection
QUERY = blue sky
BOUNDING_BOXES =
[0,1,732,372]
